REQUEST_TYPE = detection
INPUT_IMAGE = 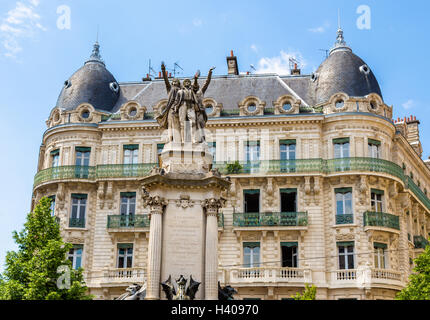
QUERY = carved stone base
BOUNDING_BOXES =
[160,142,213,174]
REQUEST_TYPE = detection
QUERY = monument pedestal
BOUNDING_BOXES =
[142,142,229,300]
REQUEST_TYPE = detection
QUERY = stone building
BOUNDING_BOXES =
[32,29,430,300]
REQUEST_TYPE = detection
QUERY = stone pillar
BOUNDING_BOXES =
[144,192,166,300]
[204,198,222,300]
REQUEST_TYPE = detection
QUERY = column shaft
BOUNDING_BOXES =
[205,213,218,300]
[146,210,163,300]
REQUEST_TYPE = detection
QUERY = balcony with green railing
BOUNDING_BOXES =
[107,215,150,229]
[34,163,157,187]
[69,217,85,228]
[363,211,400,231]
[335,214,354,225]
[413,235,429,249]
[233,212,308,227]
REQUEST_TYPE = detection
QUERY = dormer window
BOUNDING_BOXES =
[247,103,257,113]
[335,100,345,109]
[110,82,119,93]
[282,103,292,111]
[359,64,370,75]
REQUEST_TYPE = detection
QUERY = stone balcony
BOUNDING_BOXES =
[219,267,312,287]
[99,268,146,287]
[330,268,403,289]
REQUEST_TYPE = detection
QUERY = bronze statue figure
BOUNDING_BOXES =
[161,274,200,300]
[218,282,237,300]
[156,63,214,144]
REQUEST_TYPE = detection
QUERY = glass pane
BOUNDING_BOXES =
[127,256,133,268]
[118,256,124,268]
[342,143,350,158]
[253,247,260,266]
[75,256,82,269]
[339,254,345,270]
[71,205,78,219]
[334,144,341,158]
[347,253,354,269]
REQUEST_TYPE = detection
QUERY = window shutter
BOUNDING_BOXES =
[117,243,133,249]
[281,242,298,248]
[75,147,91,152]
[247,141,260,147]
[337,241,354,247]
[335,187,353,194]
[50,149,60,156]
[71,193,87,199]
[374,242,387,249]
[243,242,260,248]
[280,139,296,145]
[120,192,136,198]
[333,138,350,144]
[123,144,139,150]
[280,188,297,194]
[371,189,384,195]
[244,189,260,195]
[368,139,381,146]
[73,244,84,249]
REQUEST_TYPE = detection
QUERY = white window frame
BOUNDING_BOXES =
[336,192,353,215]
[243,244,260,268]
[68,246,83,270]
[338,245,355,270]
[374,247,388,269]
[371,192,384,212]
[280,143,296,160]
[71,196,86,220]
[120,195,136,216]
[245,142,260,162]
[334,142,350,158]
[123,148,139,165]
[117,245,133,269]
[75,150,90,166]
[368,143,381,159]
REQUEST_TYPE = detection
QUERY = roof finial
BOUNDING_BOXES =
[86,36,105,66]
[329,10,351,55]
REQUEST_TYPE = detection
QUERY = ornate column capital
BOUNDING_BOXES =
[203,198,225,216]
[142,187,166,215]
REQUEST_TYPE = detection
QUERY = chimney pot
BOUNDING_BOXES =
[158,72,161,78]
[231,50,234,57]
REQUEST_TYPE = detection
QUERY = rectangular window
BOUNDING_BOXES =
[371,189,384,212]
[48,195,56,216]
[208,142,216,162]
[117,244,133,268]
[244,190,260,213]
[368,139,381,159]
[123,145,139,176]
[280,140,296,172]
[338,242,355,270]
[75,147,91,178]
[335,188,353,224]
[70,194,87,228]
[374,243,388,269]
[68,245,83,270]
[51,149,60,167]
[245,141,260,162]
[333,138,350,158]
[120,192,136,227]
[280,188,297,212]
[243,242,260,268]
[281,242,298,268]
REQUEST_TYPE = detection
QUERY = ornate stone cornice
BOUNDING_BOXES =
[203,198,226,216]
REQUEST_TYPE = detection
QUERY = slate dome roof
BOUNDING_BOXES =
[309,28,382,105]
[55,42,119,112]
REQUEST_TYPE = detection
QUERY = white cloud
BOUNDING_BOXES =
[0,0,46,59]
[402,99,415,110]
[308,21,330,33]
[192,18,202,27]
[254,50,307,75]
[250,44,258,53]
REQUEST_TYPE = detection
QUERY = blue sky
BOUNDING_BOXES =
[0,0,429,271]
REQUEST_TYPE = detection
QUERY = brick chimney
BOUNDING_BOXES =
[291,63,301,75]
[227,50,239,75]
[395,116,423,157]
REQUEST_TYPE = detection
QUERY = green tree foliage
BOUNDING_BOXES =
[226,161,243,174]
[292,284,317,300]
[396,242,430,300]
[0,197,92,300]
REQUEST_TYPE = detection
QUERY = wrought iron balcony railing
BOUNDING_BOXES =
[363,211,400,230]
[335,214,354,225]
[233,212,308,227]
[34,163,157,187]
[69,217,85,228]
[213,158,430,211]
[413,235,429,249]
[107,215,150,229]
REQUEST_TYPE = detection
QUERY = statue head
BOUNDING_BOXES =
[176,275,187,290]
[183,79,192,89]
[193,82,200,92]
[171,78,180,88]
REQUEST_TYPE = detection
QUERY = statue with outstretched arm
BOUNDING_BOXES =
[156,62,181,142]
[193,67,215,142]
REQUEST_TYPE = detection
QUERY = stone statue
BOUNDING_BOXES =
[115,283,146,300]
[218,282,237,300]
[156,62,181,143]
[161,275,200,300]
